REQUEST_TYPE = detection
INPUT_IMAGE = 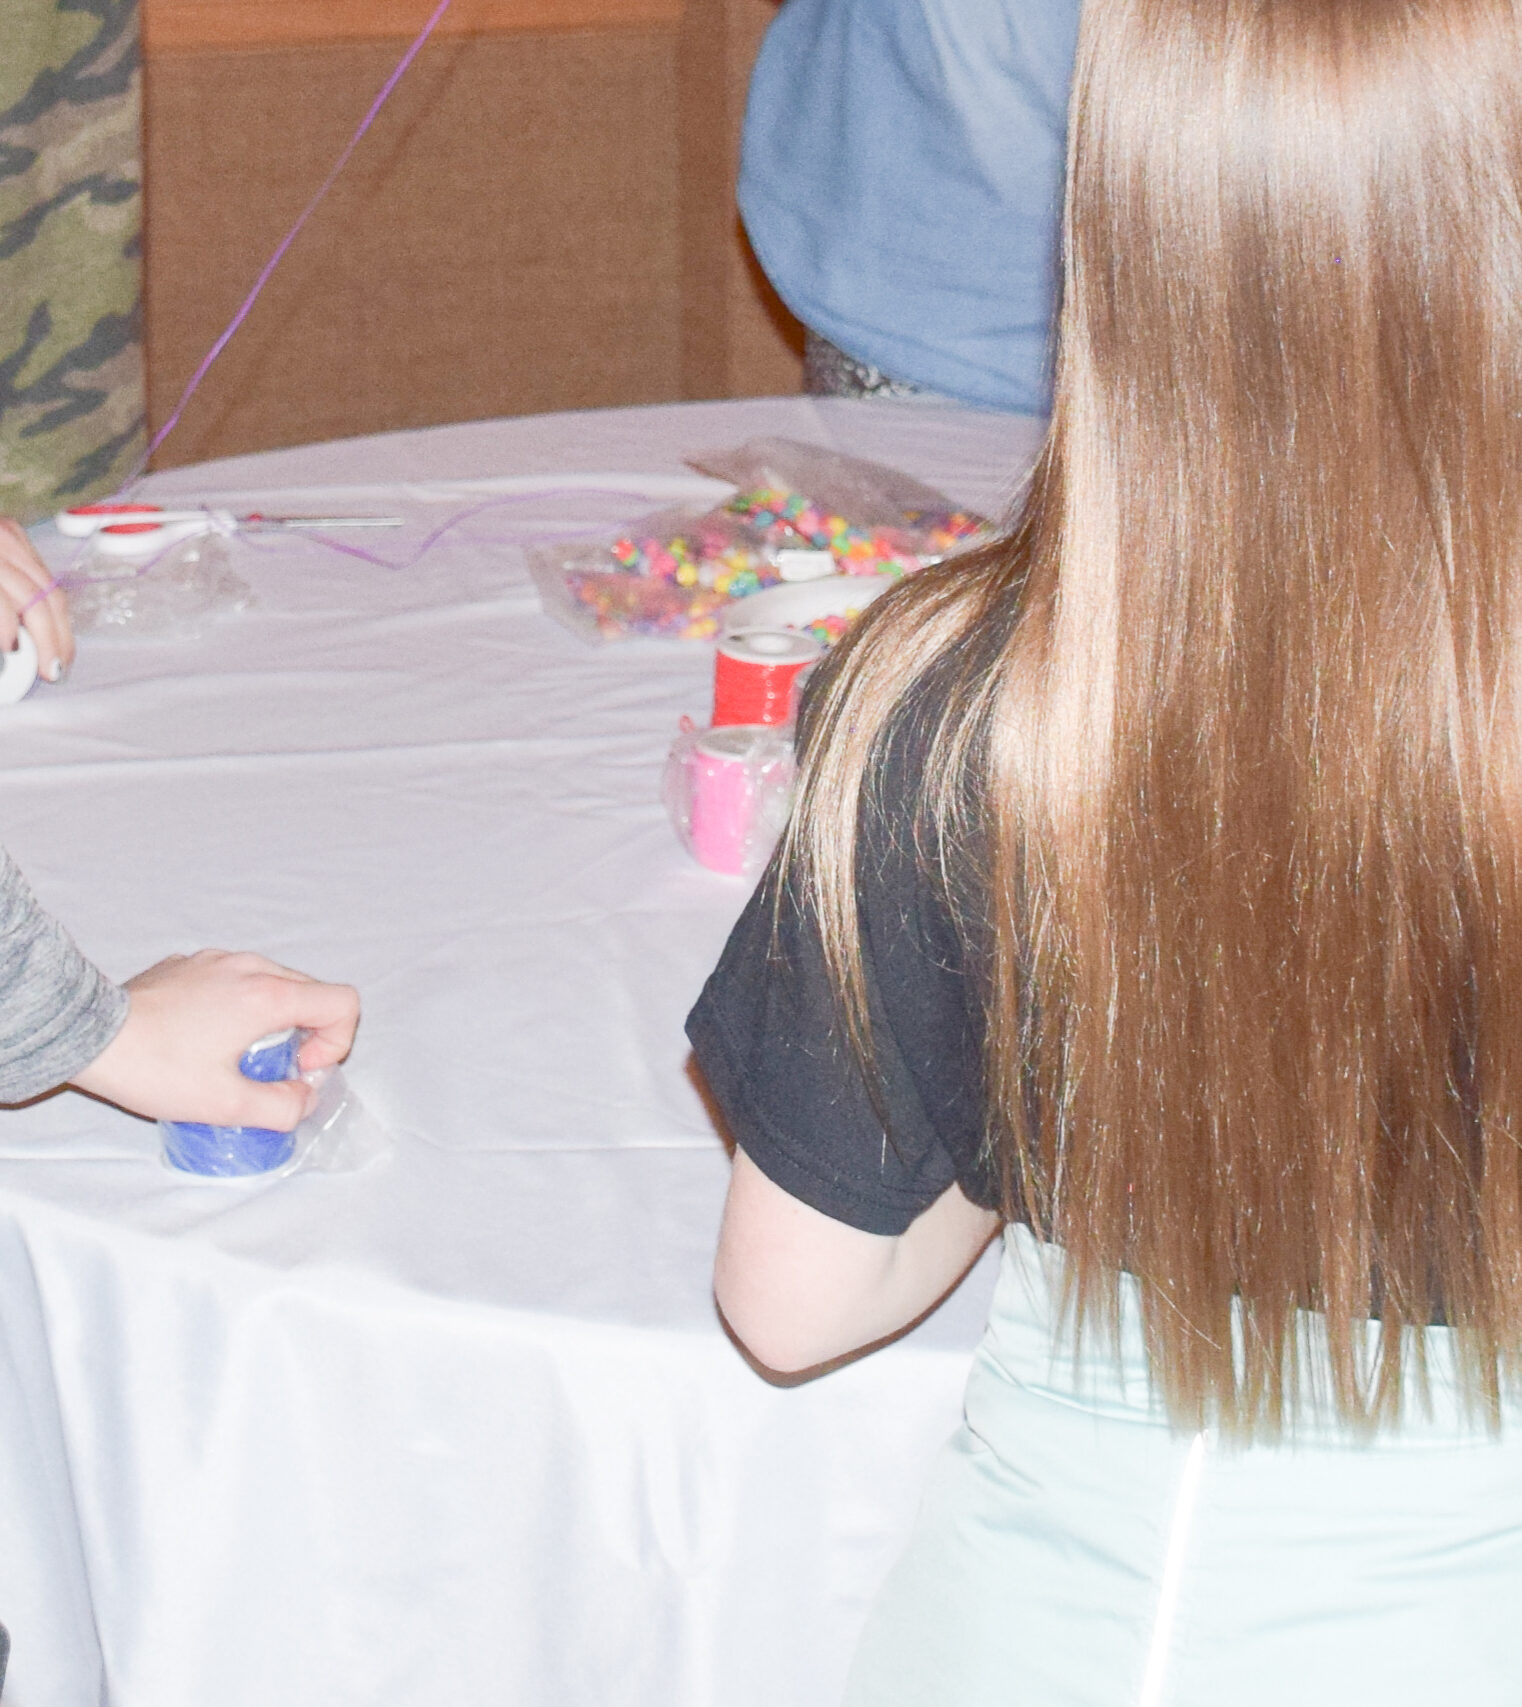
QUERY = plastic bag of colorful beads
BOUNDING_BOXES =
[528,502,784,642]
[686,437,995,578]
[534,561,732,641]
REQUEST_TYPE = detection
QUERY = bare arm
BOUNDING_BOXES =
[715,1145,1000,1378]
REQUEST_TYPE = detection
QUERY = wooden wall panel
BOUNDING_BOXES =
[677,0,802,401]
[142,0,798,465]
[143,0,681,53]
[144,31,683,466]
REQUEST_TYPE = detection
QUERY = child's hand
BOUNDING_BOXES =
[0,519,71,684]
[71,950,361,1129]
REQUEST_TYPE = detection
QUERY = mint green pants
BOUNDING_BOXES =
[847,1225,1522,1706]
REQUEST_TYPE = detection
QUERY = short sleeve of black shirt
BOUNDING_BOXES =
[685,702,1000,1236]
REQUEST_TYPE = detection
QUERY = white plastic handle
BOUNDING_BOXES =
[92,518,215,559]
[55,504,164,538]
[0,627,39,706]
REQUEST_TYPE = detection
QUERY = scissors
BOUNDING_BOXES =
[56,503,405,558]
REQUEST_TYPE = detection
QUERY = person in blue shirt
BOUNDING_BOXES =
[739,0,1082,414]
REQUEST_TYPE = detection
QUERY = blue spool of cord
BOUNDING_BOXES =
[160,1030,302,1177]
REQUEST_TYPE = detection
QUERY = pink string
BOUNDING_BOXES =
[124,0,457,487]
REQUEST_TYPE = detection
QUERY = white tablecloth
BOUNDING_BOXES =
[0,397,1045,1707]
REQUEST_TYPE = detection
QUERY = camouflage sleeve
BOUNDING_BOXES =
[0,844,127,1102]
[0,0,144,524]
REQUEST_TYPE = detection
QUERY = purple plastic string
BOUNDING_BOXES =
[123,0,456,488]
[17,578,61,614]
[52,487,650,594]
[235,487,701,572]
[56,530,213,590]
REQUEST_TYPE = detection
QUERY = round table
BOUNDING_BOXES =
[0,395,1043,1707]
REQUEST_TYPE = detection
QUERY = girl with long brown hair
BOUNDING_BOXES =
[687,0,1522,1697]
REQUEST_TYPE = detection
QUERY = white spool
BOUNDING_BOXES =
[716,627,823,667]
[719,572,897,637]
[0,628,40,706]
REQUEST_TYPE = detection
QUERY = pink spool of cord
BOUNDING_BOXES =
[688,725,790,875]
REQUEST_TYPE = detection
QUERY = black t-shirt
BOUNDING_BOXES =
[689,664,1460,1332]
[685,697,1003,1236]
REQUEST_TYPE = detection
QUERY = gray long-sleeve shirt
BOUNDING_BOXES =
[0,847,128,1103]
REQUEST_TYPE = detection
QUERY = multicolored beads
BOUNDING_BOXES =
[800,611,857,647]
[556,481,993,639]
[723,486,990,577]
[565,571,728,640]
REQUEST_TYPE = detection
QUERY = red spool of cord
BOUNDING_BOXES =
[712,628,824,727]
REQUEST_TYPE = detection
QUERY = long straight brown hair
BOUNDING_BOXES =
[787,0,1522,1434]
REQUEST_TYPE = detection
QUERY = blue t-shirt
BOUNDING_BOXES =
[738,0,1080,414]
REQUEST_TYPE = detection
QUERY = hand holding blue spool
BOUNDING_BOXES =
[160,1029,305,1176]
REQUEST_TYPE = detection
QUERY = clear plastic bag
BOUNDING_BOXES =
[529,501,779,642]
[688,437,994,570]
[159,1029,390,1180]
[532,440,993,644]
[67,530,253,638]
[663,719,795,878]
